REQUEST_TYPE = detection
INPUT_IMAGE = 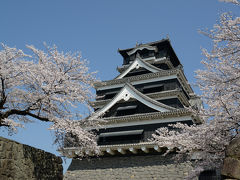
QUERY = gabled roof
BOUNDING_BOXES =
[115,53,165,79]
[91,83,175,119]
[117,57,174,73]
[91,89,190,109]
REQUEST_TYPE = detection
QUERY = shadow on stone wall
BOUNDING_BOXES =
[0,136,63,180]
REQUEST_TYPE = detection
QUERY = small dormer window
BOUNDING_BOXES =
[157,49,167,58]
[149,51,154,57]
[141,49,154,59]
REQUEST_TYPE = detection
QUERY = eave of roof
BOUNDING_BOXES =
[94,68,194,95]
[60,142,163,158]
[101,109,192,125]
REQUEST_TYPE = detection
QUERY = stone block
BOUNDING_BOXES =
[6,151,13,159]
[0,137,63,180]
[0,142,4,152]
[2,159,14,171]
[5,142,13,151]
[0,150,6,159]
[222,157,240,179]
[0,175,7,180]
[226,137,240,159]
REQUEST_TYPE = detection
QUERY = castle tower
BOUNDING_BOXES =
[63,39,203,180]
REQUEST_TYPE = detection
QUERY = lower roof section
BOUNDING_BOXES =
[61,142,164,158]
[94,68,193,96]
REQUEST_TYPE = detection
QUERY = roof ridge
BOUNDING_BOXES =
[118,38,169,52]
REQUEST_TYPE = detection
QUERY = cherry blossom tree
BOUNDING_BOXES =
[0,43,99,154]
[151,0,240,178]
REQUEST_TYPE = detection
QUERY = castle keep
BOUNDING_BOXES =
[63,39,203,179]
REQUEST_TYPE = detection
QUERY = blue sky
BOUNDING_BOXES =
[0,0,238,173]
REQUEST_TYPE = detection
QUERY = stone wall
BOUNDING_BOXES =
[64,154,195,180]
[0,136,63,180]
[221,137,240,179]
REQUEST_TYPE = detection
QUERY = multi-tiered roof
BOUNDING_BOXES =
[63,38,202,157]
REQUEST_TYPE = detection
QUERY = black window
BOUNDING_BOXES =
[105,92,117,99]
[129,54,135,61]
[141,49,154,59]
[143,84,164,94]
[98,129,144,145]
[116,105,138,116]
[157,49,167,58]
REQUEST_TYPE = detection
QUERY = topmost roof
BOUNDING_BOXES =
[118,38,169,53]
[118,38,181,66]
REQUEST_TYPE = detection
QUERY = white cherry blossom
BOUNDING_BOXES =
[152,0,240,178]
[0,43,99,153]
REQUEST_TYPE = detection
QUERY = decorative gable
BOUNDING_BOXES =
[91,83,175,119]
[127,44,158,56]
[115,53,164,79]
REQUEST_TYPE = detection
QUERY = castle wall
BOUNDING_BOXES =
[64,154,196,180]
[0,137,63,180]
